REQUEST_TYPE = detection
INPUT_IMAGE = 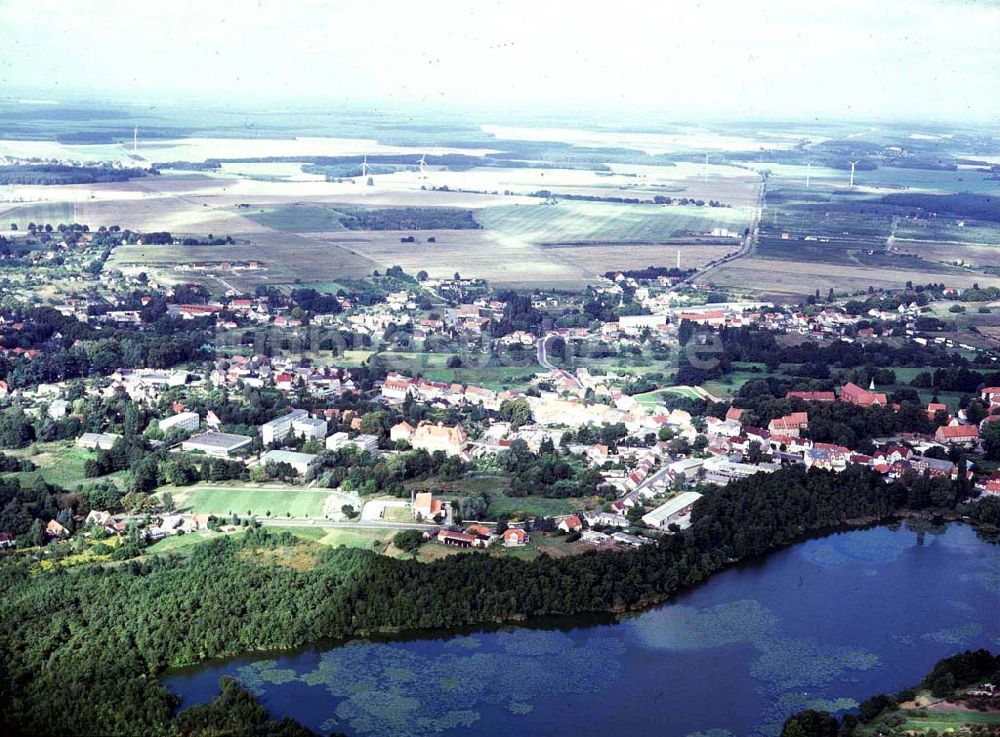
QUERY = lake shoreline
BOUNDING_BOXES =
[164,522,1000,737]
[164,512,997,679]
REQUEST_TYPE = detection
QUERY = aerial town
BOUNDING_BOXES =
[4,2,1000,735]
[1,224,998,564]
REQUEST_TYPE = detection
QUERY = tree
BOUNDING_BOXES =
[780,710,839,737]
[161,492,175,512]
[359,411,388,437]
[499,398,531,430]
[341,504,357,519]
[129,458,159,493]
[983,421,1000,461]
[677,319,696,346]
[28,518,44,547]
[393,529,423,554]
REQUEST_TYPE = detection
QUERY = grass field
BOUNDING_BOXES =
[0,201,77,228]
[660,385,705,400]
[373,351,539,389]
[856,688,1000,737]
[247,203,348,232]
[107,230,377,292]
[485,494,582,520]
[305,228,594,289]
[167,485,339,518]
[267,525,393,551]
[146,529,221,554]
[707,255,1000,299]
[3,441,127,490]
[476,201,752,244]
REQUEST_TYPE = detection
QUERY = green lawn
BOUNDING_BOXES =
[660,385,704,400]
[299,280,349,294]
[146,530,220,554]
[169,486,332,518]
[857,707,1000,736]
[372,350,539,390]
[3,441,126,490]
[268,526,392,550]
[485,494,580,520]
[633,390,668,408]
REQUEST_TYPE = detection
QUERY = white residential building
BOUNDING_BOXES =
[261,408,309,445]
[159,411,200,434]
[641,491,704,530]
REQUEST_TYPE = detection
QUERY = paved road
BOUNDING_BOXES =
[679,176,766,286]
[258,517,438,531]
[624,464,673,503]
[536,334,585,390]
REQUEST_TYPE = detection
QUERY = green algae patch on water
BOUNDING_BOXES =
[920,621,982,645]
[750,639,880,694]
[631,599,779,650]
[235,631,626,737]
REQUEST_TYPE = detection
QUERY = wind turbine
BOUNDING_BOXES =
[418,153,428,178]
[133,126,138,154]
[703,153,709,184]
[360,154,371,196]
[848,160,859,189]
[805,162,811,188]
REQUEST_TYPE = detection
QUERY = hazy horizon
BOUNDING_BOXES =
[2,0,999,124]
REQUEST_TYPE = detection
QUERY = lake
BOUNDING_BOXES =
[166,524,1000,737]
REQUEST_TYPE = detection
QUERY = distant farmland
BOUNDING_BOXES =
[476,201,751,244]
[1,201,76,228]
[248,203,481,233]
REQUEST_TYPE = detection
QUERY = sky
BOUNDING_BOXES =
[1,0,999,121]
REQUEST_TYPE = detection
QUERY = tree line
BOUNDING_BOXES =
[2,464,997,735]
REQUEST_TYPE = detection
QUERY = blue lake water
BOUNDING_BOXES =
[166,524,1000,737]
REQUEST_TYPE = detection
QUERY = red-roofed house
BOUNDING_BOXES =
[502,528,529,547]
[840,382,887,407]
[725,406,744,422]
[413,492,443,521]
[437,530,475,548]
[557,515,583,533]
[768,412,809,438]
[935,424,979,446]
[927,402,949,421]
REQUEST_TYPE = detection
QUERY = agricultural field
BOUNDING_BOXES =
[304,228,594,289]
[164,484,355,519]
[107,230,377,291]
[476,201,751,245]
[0,201,77,228]
[707,255,1000,300]
[248,204,481,233]
[248,203,349,232]
[541,242,739,277]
